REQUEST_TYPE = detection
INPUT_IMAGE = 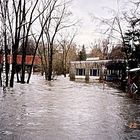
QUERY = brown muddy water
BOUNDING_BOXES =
[0,74,140,140]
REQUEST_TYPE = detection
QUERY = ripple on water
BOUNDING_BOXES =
[0,75,140,140]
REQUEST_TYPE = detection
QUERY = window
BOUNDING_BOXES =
[76,68,85,76]
[90,69,99,76]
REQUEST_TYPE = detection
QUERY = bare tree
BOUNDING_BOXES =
[27,0,59,82]
[37,41,48,78]
[0,0,51,87]
[89,41,103,59]
[58,31,76,77]
[37,0,78,81]
[0,0,9,89]
[0,0,79,86]
[90,1,127,53]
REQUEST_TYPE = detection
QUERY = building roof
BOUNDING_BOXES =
[86,57,100,61]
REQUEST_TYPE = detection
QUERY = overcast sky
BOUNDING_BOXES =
[71,0,127,47]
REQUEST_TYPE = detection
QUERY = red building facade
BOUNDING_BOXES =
[0,55,41,65]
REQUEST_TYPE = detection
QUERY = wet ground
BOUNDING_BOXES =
[0,74,140,140]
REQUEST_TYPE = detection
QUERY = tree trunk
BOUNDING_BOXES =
[16,71,20,82]
[6,62,9,86]
[62,50,65,77]
[21,52,26,83]
[10,42,19,87]
[21,1,26,84]
[64,60,66,77]
[4,44,9,87]
[4,0,9,87]
[0,70,2,86]
[10,53,17,87]
[48,44,53,81]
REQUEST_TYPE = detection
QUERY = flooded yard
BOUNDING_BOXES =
[0,74,140,140]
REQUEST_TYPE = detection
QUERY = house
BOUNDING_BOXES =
[69,57,111,81]
[69,57,125,81]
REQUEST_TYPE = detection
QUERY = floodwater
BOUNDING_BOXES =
[0,75,140,140]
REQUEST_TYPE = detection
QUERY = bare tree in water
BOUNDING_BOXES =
[0,0,50,87]
[58,31,76,77]
[36,0,78,81]
[0,0,10,89]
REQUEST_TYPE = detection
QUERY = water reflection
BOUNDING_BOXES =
[0,75,140,140]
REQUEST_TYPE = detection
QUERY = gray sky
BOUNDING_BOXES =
[71,0,127,47]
